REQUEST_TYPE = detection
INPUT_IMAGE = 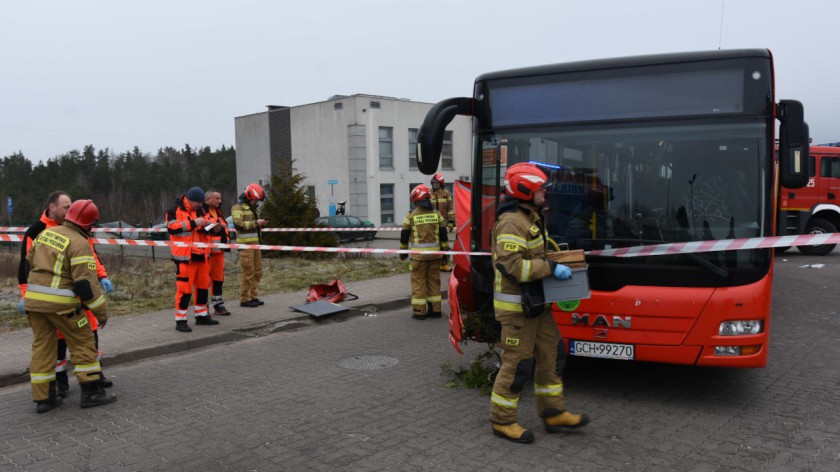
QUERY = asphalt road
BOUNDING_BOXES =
[0,249,838,471]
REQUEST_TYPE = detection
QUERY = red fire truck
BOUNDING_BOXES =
[417,49,808,368]
[777,144,840,255]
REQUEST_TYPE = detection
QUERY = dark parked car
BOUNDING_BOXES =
[149,220,169,240]
[315,215,376,242]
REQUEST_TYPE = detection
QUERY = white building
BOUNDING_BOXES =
[234,94,471,226]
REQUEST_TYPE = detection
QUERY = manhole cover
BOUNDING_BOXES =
[337,355,399,370]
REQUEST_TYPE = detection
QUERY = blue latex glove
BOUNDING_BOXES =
[552,264,572,280]
[100,278,113,294]
[18,299,25,315]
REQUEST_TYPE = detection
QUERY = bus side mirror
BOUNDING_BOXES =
[778,100,809,189]
[416,97,474,175]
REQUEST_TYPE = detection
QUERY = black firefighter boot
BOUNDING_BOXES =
[35,381,63,414]
[99,372,114,389]
[80,380,117,409]
[56,370,70,398]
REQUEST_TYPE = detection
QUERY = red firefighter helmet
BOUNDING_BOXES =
[431,172,445,185]
[504,163,547,201]
[64,199,99,229]
[410,184,432,202]
[244,183,265,201]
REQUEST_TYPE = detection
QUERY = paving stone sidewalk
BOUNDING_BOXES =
[0,272,447,388]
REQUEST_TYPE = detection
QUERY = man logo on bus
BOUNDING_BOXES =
[571,313,632,328]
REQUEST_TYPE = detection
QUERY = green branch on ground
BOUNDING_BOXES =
[441,348,501,395]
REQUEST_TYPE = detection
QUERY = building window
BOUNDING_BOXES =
[380,184,395,224]
[334,102,343,110]
[442,130,454,169]
[409,128,418,170]
[379,127,393,169]
[370,101,381,109]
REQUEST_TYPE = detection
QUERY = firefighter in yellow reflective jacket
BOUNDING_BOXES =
[400,184,449,319]
[23,200,117,413]
[489,163,589,443]
[232,183,267,308]
[430,173,455,271]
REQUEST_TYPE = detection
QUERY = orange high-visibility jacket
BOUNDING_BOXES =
[166,196,210,262]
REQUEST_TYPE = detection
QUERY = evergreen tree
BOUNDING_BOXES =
[260,161,337,251]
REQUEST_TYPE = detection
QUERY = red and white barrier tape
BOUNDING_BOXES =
[0,234,461,256]
[587,232,840,257]
[0,226,401,233]
[1,232,837,257]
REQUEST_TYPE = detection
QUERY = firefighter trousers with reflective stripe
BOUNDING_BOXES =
[489,308,566,424]
[238,249,263,303]
[409,258,441,315]
[27,310,100,401]
[174,260,210,320]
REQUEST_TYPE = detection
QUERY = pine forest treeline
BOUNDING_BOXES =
[0,144,236,226]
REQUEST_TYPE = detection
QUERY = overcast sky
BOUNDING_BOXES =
[1,0,837,162]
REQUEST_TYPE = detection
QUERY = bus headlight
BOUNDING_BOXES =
[718,320,763,336]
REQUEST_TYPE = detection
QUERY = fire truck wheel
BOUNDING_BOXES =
[798,218,837,256]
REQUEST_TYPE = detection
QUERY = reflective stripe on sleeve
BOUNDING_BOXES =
[496,234,527,247]
[70,256,96,266]
[526,236,544,249]
[520,259,532,282]
[86,295,105,310]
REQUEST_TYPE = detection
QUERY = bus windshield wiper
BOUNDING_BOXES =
[682,252,729,278]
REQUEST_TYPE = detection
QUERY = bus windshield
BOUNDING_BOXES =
[478,120,771,289]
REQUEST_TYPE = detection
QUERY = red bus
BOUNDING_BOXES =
[417,49,808,368]
[778,144,840,255]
